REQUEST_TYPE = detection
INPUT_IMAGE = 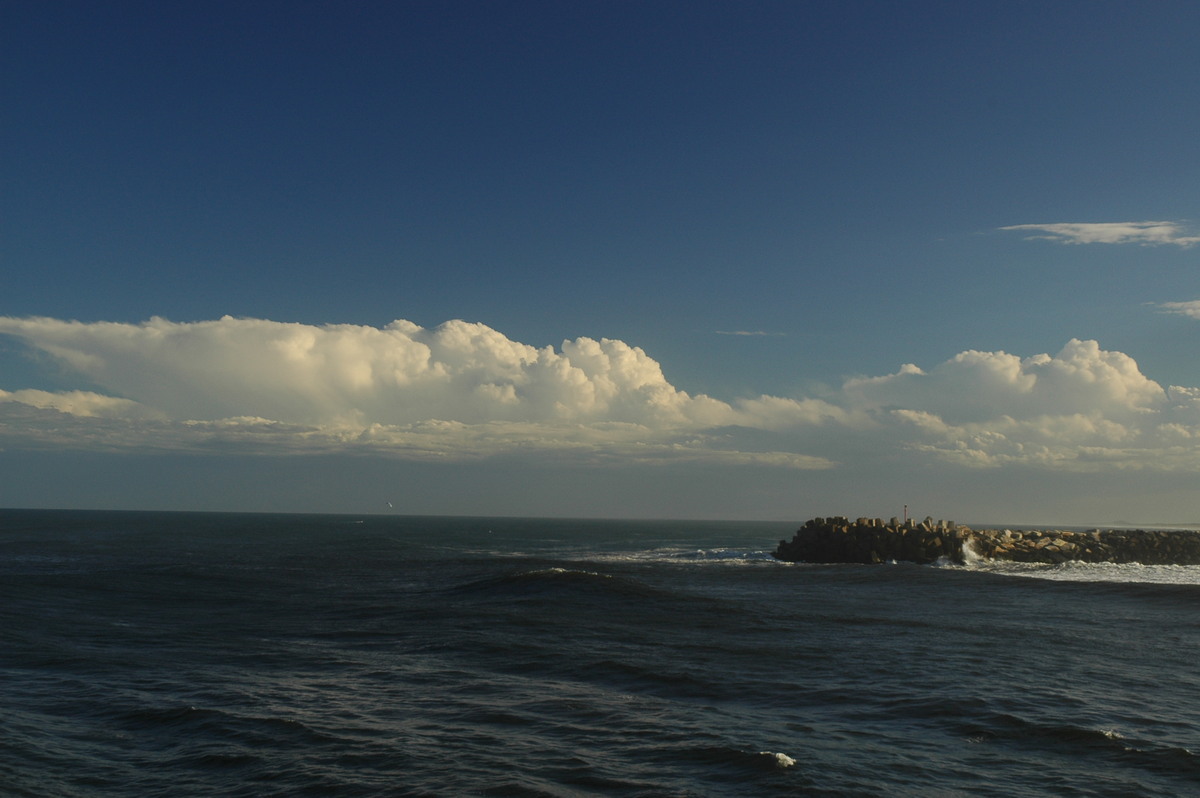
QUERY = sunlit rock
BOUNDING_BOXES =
[773,517,1200,565]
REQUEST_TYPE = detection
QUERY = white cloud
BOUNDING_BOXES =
[999,221,1200,247]
[0,316,714,427]
[837,339,1197,470]
[3,316,1200,475]
[0,315,834,468]
[0,388,160,419]
[844,340,1165,424]
[1158,300,1200,319]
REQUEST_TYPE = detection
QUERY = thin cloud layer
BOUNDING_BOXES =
[1159,300,1200,320]
[2,316,1199,473]
[999,221,1200,247]
[0,388,161,419]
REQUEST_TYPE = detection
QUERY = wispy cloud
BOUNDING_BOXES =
[2,316,1200,474]
[1158,300,1200,319]
[714,330,785,337]
[999,221,1200,247]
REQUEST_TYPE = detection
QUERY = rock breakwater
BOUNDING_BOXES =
[773,516,1200,565]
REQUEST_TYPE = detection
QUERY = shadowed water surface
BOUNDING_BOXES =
[2,510,1198,796]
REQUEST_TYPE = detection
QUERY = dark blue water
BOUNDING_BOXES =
[2,510,1198,796]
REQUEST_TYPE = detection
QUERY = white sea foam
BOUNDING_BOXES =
[677,548,779,562]
[534,567,611,579]
[584,547,784,566]
[960,536,986,565]
[962,559,1200,585]
[759,751,796,768]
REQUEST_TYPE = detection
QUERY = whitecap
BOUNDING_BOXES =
[759,751,796,768]
[964,559,1200,585]
[585,547,783,566]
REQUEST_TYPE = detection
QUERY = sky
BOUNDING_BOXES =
[3,0,1200,524]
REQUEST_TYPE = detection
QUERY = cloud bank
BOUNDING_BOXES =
[0,316,838,468]
[999,221,1200,247]
[2,315,1199,474]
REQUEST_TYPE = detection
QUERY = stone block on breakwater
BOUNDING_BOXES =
[772,516,1200,565]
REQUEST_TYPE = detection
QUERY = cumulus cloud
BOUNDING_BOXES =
[2,316,1200,474]
[843,340,1165,424]
[0,316,835,468]
[0,316,747,428]
[999,221,1200,247]
[837,339,1200,470]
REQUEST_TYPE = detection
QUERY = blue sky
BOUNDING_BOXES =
[4,1,1200,524]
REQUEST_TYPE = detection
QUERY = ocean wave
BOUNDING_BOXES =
[6,510,1198,798]
[959,559,1200,585]
[448,567,671,602]
[666,744,801,773]
[758,750,798,768]
[961,712,1200,778]
[584,547,787,566]
[111,704,340,749]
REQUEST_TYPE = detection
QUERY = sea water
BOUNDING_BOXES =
[1,509,1197,796]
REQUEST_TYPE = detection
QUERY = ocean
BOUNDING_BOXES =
[2,509,1197,797]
